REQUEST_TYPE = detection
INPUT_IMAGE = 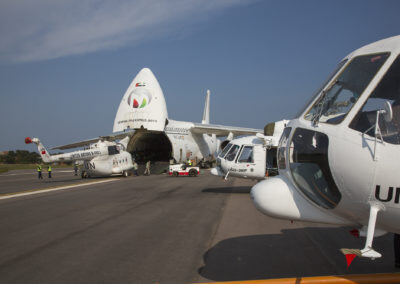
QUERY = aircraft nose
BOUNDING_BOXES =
[251,176,301,220]
[250,175,351,225]
[210,167,223,177]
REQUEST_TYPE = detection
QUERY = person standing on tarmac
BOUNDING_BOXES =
[144,160,151,176]
[133,161,139,176]
[37,164,43,179]
[47,165,52,178]
[74,163,78,176]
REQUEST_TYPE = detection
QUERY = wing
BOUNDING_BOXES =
[190,123,262,137]
[51,130,135,150]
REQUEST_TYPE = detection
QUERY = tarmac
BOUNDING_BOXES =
[0,169,398,283]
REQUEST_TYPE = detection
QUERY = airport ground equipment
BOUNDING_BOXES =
[25,136,133,178]
[168,163,199,177]
[211,120,288,180]
[250,35,400,264]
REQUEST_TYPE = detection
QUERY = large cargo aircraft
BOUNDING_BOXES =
[52,68,262,164]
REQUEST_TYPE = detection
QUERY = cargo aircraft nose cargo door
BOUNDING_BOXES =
[113,68,168,132]
[127,131,172,163]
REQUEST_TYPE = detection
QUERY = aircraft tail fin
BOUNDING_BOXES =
[202,90,210,124]
[25,137,52,163]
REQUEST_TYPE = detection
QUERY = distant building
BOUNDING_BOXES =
[0,151,9,156]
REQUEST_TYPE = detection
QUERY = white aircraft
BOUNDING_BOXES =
[44,68,262,171]
[111,68,262,164]
[250,35,400,264]
[25,136,133,177]
[211,120,288,180]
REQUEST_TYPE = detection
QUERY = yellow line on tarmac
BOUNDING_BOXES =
[197,273,400,284]
[0,179,120,200]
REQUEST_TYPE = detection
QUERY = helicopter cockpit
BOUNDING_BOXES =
[251,36,400,261]
[252,36,400,229]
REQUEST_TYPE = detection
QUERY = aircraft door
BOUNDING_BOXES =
[266,147,278,176]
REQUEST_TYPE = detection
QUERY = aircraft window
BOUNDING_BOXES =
[289,128,341,209]
[219,143,233,158]
[108,146,120,155]
[305,53,390,124]
[350,55,400,144]
[266,147,277,170]
[277,127,292,169]
[295,59,348,118]
[238,146,254,163]
[225,145,240,162]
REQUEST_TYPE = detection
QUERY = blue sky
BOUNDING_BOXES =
[1,0,400,150]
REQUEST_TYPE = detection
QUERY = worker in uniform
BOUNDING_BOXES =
[47,165,52,178]
[187,158,192,166]
[37,164,43,179]
[133,161,139,176]
[144,160,151,176]
[74,163,78,176]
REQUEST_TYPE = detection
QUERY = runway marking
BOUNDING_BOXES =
[0,170,73,176]
[0,179,120,200]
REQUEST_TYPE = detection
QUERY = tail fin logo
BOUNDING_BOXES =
[127,88,152,109]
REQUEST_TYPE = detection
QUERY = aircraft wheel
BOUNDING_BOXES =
[173,171,179,177]
[122,171,129,177]
[189,169,198,177]
[81,171,87,179]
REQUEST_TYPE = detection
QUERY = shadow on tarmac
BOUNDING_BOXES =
[202,186,251,194]
[198,227,397,282]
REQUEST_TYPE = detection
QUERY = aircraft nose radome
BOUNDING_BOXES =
[251,177,301,220]
[210,167,223,177]
[135,67,156,81]
[251,176,352,225]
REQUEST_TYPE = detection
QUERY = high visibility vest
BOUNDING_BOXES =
[48,166,52,172]
[37,165,42,172]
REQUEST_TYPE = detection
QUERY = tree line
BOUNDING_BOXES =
[0,150,41,164]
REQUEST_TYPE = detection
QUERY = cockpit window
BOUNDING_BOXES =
[225,144,240,162]
[108,146,120,155]
[305,53,390,125]
[350,55,400,144]
[289,128,341,209]
[295,59,348,118]
[237,146,254,163]
[219,143,233,158]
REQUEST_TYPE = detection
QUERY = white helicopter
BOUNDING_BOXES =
[25,135,133,178]
[211,120,288,180]
[251,35,400,264]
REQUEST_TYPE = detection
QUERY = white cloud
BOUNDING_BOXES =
[0,0,252,63]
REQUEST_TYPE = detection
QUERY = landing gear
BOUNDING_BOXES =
[122,170,129,177]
